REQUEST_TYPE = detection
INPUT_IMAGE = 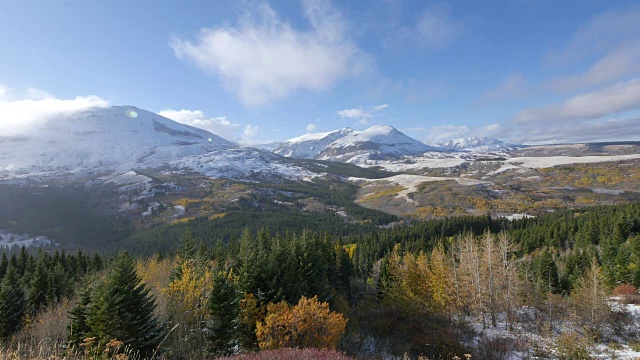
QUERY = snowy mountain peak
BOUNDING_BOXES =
[273,127,356,159]
[0,106,237,179]
[439,136,519,152]
[317,125,438,163]
[364,125,398,133]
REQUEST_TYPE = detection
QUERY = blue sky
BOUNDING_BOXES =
[1,0,639,145]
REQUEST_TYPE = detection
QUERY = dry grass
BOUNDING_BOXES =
[216,348,354,360]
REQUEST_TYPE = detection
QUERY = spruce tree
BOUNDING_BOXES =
[207,270,240,355]
[534,249,560,293]
[84,252,165,356]
[28,260,49,312]
[0,253,7,280]
[67,283,94,346]
[0,264,26,341]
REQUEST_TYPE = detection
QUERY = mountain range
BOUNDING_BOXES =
[0,105,522,182]
[275,125,440,163]
[0,106,316,181]
[6,105,638,184]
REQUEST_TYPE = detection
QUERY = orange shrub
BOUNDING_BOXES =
[256,296,347,350]
[613,284,640,304]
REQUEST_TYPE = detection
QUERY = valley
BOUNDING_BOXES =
[1,106,639,253]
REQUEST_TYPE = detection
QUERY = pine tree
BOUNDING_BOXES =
[67,282,94,346]
[83,252,165,356]
[534,249,560,294]
[0,253,8,280]
[27,260,49,312]
[0,264,26,341]
[207,270,240,355]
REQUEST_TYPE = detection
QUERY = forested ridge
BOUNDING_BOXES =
[1,202,640,359]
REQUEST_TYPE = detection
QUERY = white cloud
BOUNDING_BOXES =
[540,5,640,94]
[158,109,240,141]
[415,3,463,49]
[170,0,371,105]
[421,125,470,145]
[546,5,640,65]
[241,124,261,144]
[0,84,11,100]
[0,85,108,136]
[515,78,640,123]
[544,45,640,93]
[404,123,503,145]
[306,124,317,132]
[499,117,640,145]
[337,104,388,124]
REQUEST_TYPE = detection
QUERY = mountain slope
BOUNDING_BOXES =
[317,125,437,163]
[274,128,355,159]
[0,106,232,179]
[439,137,519,152]
[0,106,321,181]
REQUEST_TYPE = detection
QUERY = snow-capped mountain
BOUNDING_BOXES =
[0,106,231,179]
[0,106,318,181]
[169,148,319,181]
[274,128,355,159]
[317,125,438,163]
[439,137,519,153]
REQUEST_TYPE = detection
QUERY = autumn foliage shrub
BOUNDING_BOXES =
[613,284,640,304]
[255,296,347,350]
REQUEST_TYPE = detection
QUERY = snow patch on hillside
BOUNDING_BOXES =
[0,230,56,249]
[168,148,322,181]
[490,154,640,175]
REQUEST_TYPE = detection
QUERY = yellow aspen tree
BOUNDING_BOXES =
[480,231,499,328]
[456,233,483,319]
[401,252,430,310]
[165,259,214,324]
[571,257,611,334]
[497,232,521,331]
[427,245,456,315]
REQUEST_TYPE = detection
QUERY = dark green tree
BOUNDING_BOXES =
[0,264,26,341]
[207,270,240,355]
[0,253,8,280]
[82,253,165,356]
[67,283,94,346]
[534,249,560,294]
[27,260,49,312]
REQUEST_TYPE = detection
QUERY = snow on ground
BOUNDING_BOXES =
[360,157,469,171]
[101,171,152,186]
[169,148,323,181]
[350,174,492,204]
[173,205,186,217]
[490,154,640,175]
[468,300,640,359]
[354,152,640,175]
[593,188,626,195]
[0,230,55,249]
[502,213,535,220]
